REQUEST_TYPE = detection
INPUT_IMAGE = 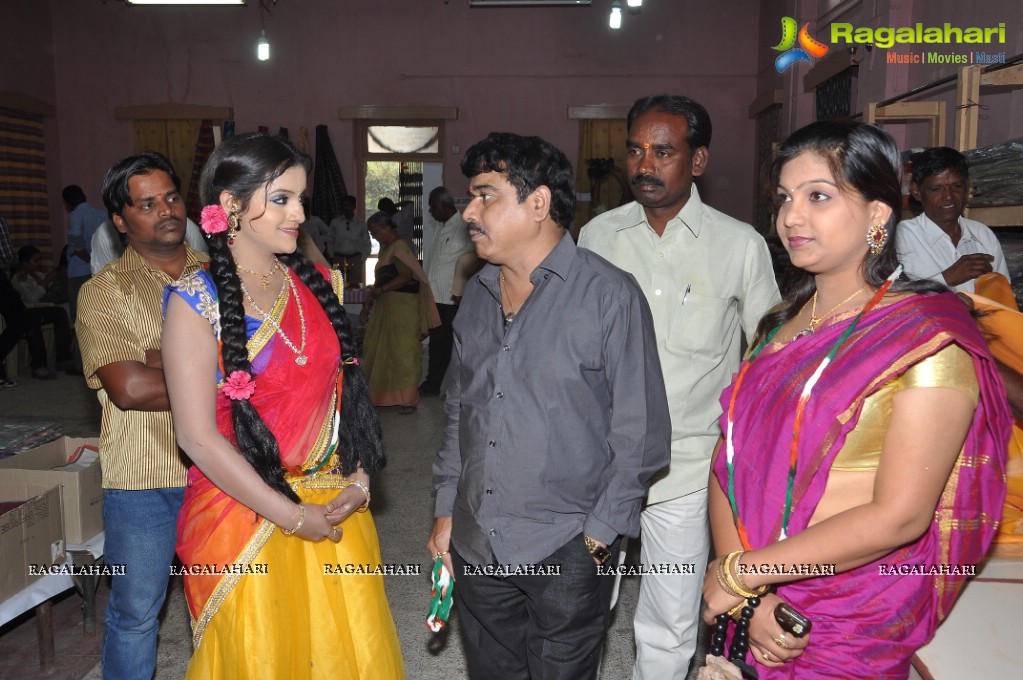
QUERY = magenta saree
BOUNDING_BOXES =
[713,293,1010,678]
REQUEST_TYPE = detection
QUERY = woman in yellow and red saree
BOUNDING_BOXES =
[163,133,403,679]
[701,122,1011,679]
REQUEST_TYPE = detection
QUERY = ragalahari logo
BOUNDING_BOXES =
[773,17,829,73]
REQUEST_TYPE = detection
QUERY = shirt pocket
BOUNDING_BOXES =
[666,291,731,357]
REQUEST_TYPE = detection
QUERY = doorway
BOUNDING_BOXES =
[356,122,445,283]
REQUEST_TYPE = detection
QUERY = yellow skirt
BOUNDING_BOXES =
[184,486,405,679]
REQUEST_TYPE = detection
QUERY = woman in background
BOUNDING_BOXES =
[162,132,403,679]
[360,211,438,413]
[701,121,1010,678]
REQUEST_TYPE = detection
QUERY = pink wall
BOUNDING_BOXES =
[4,1,1021,253]
[3,0,763,251]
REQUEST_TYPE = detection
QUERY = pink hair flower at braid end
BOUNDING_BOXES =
[200,205,229,235]
[221,370,256,400]
[342,357,360,366]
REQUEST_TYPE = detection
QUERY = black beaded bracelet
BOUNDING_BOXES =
[708,596,762,679]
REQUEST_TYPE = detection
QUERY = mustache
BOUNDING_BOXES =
[631,174,664,188]
[158,216,185,230]
[467,222,487,235]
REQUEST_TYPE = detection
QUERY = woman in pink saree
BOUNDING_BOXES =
[701,121,1011,678]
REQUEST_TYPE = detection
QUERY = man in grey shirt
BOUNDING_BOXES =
[427,132,671,680]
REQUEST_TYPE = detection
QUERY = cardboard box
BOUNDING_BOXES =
[0,437,103,544]
[0,483,65,602]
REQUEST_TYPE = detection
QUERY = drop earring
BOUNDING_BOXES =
[227,210,240,246]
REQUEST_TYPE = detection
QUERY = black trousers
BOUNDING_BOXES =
[0,271,30,376]
[422,303,458,391]
[26,306,73,367]
[452,535,619,680]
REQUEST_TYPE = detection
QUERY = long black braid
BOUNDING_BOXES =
[199,132,385,503]
[207,233,298,501]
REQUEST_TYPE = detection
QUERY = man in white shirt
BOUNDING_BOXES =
[579,94,780,680]
[330,195,371,285]
[896,146,1010,293]
[419,186,473,396]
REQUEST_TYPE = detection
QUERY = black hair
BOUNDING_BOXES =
[377,197,396,213]
[460,131,576,229]
[199,132,384,502]
[17,245,40,264]
[367,211,396,231]
[757,120,947,342]
[627,94,713,152]
[428,186,455,208]
[100,152,181,222]
[909,147,970,186]
[341,194,357,206]
[61,185,87,208]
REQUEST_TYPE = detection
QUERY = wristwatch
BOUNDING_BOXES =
[583,534,612,565]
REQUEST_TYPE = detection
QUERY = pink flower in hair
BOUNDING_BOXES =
[200,205,229,235]
[221,370,256,400]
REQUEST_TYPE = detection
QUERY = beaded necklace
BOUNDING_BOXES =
[240,270,308,366]
[724,268,901,549]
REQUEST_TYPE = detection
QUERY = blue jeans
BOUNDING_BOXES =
[102,487,184,680]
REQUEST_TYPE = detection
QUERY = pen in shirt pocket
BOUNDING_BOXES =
[681,283,692,307]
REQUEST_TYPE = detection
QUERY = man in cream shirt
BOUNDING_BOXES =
[579,94,779,679]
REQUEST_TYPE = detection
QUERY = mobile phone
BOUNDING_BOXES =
[773,602,812,638]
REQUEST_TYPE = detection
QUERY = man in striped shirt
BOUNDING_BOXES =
[76,152,208,680]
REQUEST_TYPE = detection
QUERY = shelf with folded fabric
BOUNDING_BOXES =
[957,63,1023,229]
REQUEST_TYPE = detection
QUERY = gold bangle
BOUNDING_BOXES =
[727,600,747,621]
[723,550,768,598]
[731,553,763,596]
[282,503,306,535]
[715,557,744,598]
[350,480,371,512]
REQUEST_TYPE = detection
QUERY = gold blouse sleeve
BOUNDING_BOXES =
[833,344,979,471]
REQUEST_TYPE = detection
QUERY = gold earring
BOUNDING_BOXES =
[227,210,240,246]
[866,223,888,256]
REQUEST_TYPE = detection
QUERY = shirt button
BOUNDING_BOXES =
[486,488,493,495]
[658,252,664,258]
[543,274,550,280]
[496,392,504,399]
[655,289,662,296]
[503,345,510,352]
[489,529,496,536]
[488,440,496,447]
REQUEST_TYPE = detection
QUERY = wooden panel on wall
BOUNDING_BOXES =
[114,104,233,122]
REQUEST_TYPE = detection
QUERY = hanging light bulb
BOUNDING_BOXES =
[609,1,622,29]
[627,0,642,7]
[257,29,270,61]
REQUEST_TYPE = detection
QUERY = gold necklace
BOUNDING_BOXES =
[499,272,522,325]
[798,284,870,337]
[240,270,308,365]
[237,257,282,291]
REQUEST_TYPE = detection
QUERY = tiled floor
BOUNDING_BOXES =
[0,583,105,680]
